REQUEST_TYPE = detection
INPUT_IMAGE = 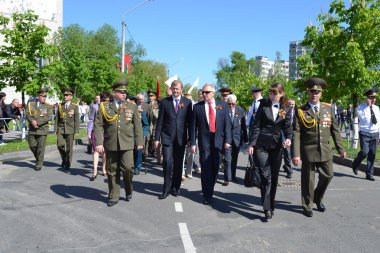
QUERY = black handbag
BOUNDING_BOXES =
[244,154,261,188]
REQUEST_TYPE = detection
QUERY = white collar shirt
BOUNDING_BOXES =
[205,99,216,124]
[357,103,380,134]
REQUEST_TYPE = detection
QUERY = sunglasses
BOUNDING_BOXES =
[309,90,321,94]
[202,91,213,94]
[64,94,71,96]
[39,95,47,97]
[228,103,235,105]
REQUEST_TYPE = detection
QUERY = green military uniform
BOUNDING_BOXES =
[94,79,143,205]
[148,98,159,156]
[292,78,345,215]
[54,88,80,171]
[26,88,53,171]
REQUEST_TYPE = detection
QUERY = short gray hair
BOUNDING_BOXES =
[226,94,237,103]
[202,83,216,92]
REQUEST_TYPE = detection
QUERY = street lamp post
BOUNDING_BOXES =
[121,0,152,73]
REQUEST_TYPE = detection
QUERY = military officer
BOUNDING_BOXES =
[147,90,160,161]
[94,78,143,207]
[55,87,80,173]
[292,77,346,217]
[26,88,53,171]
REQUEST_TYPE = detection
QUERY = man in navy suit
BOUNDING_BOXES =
[226,94,248,182]
[155,80,193,199]
[191,83,232,205]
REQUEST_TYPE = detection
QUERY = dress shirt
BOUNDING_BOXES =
[357,104,380,134]
[205,99,216,124]
[246,99,261,126]
[172,95,182,110]
[272,103,279,120]
[308,102,320,114]
[65,101,71,108]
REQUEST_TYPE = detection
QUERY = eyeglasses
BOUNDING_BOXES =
[39,95,47,98]
[202,91,213,94]
[309,90,321,94]
[228,103,235,105]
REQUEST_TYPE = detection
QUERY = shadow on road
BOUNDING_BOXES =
[50,184,108,203]
[2,160,34,169]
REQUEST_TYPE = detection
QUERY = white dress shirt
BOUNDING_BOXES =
[205,99,216,124]
[357,104,380,133]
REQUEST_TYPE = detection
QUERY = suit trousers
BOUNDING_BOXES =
[199,134,220,201]
[184,145,194,176]
[230,143,241,180]
[222,148,232,182]
[254,146,283,211]
[282,146,293,174]
[28,134,47,169]
[301,160,333,211]
[162,141,186,193]
[352,131,378,177]
[57,133,74,168]
[106,149,134,202]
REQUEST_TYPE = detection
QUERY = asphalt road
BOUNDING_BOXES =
[0,143,379,253]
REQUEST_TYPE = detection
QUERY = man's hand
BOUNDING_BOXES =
[137,145,143,150]
[191,145,197,154]
[154,141,160,149]
[248,145,254,155]
[95,145,104,154]
[224,143,231,149]
[292,157,301,166]
[32,120,38,129]
[283,139,291,148]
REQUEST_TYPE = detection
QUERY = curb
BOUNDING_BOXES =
[333,154,380,176]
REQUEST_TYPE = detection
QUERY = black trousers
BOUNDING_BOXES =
[282,146,293,174]
[230,143,241,180]
[199,134,220,201]
[162,141,186,194]
[254,146,283,211]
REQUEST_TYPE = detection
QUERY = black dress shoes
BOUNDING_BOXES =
[222,181,229,186]
[107,200,118,207]
[286,173,292,179]
[202,199,211,205]
[158,192,169,199]
[316,202,326,212]
[352,164,359,175]
[90,174,97,181]
[126,194,132,202]
[264,210,272,219]
[366,175,375,181]
[34,167,41,171]
[303,209,313,217]
[171,188,180,197]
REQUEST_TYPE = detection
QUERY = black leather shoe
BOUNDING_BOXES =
[107,200,118,207]
[222,181,229,186]
[303,210,313,217]
[90,175,97,181]
[126,194,132,201]
[202,199,210,205]
[366,175,375,181]
[171,188,180,197]
[158,192,169,199]
[34,167,41,171]
[352,164,358,175]
[271,210,274,216]
[264,210,272,219]
[286,173,292,179]
[316,203,326,212]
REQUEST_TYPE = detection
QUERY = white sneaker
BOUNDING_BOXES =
[0,142,7,146]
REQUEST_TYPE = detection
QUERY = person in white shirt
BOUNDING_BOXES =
[352,88,380,181]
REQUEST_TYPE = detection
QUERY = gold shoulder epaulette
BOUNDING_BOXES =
[322,102,331,106]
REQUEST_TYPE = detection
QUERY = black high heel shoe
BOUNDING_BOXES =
[90,174,97,181]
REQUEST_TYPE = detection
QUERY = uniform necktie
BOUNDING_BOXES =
[208,101,215,133]
[175,98,179,113]
[253,101,256,113]
[230,110,234,123]
[314,105,319,119]
[370,105,377,124]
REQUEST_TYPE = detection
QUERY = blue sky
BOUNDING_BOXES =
[63,0,346,86]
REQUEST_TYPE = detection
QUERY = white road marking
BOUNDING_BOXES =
[175,202,183,212]
[178,223,196,253]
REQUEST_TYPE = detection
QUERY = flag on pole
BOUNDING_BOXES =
[188,77,199,94]
[156,77,161,98]
[165,74,178,87]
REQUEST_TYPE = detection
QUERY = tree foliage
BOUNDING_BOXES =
[298,0,380,103]
[0,10,54,105]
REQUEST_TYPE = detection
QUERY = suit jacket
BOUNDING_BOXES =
[139,101,152,126]
[292,102,344,162]
[191,100,232,151]
[26,102,52,135]
[154,96,192,146]
[229,106,248,147]
[94,101,143,151]
[54,102,80,135]
[249,98,293,149]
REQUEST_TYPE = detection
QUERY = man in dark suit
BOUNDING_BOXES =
[282,98,296,178]
[292,78,345,217]
[55,87,80,173]
[191,83,232,205]
[247,86,264,135]
[154,80,193,199]
[136,93,151,159]
[226,94,248,182]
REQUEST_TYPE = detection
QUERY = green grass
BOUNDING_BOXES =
[0,129,87,154]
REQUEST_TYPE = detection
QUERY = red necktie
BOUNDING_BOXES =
[208,101,215,133]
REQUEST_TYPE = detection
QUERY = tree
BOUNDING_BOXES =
[0,10,54,106]
[298,0,380,148]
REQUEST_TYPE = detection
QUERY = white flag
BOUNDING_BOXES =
[188,77,199,94]
[165,74,178,87]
